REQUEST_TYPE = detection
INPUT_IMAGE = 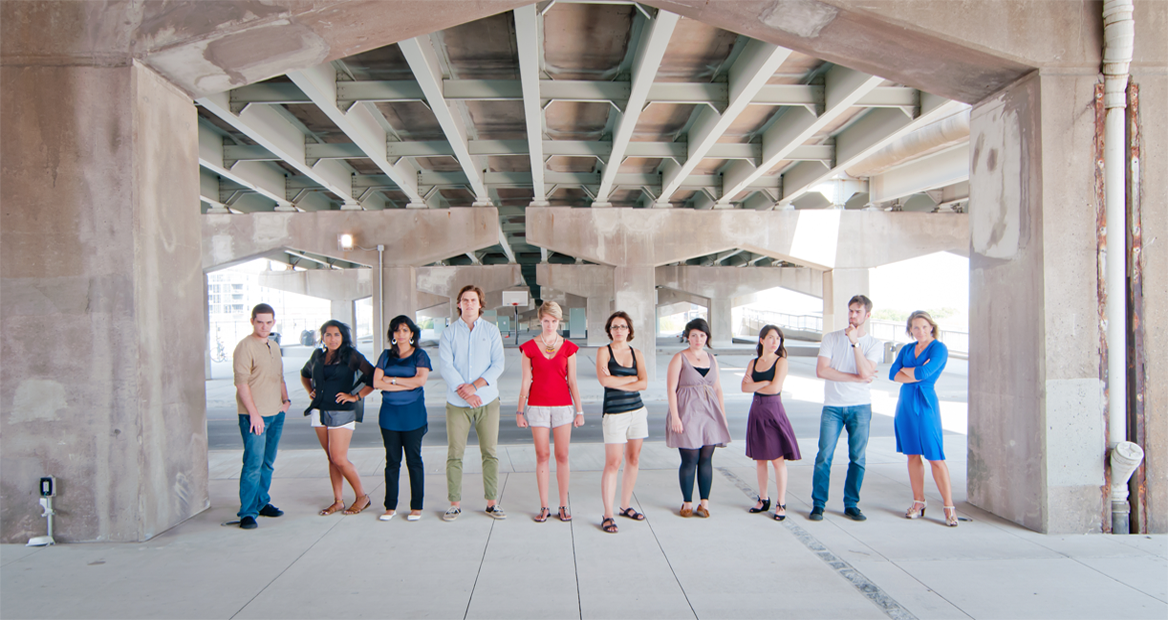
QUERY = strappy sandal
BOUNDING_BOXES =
[601,517,618,534]
[319,500,344,516]
[773,503,787,522]
[534,507,551,523]
[943,505,959,527]
[618,507,645,521]
[558,506,572,522]
[906,499,927,519]
[343,494,371,515]
[749,498,771,514]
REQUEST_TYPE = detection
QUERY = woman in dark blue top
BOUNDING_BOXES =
[890,311,956,527]
[373,315,432,521]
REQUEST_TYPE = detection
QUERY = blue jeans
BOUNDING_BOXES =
[811,405,871,510]
[237,411,285,518]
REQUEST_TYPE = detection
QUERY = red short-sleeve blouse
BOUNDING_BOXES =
[519,339,579,407]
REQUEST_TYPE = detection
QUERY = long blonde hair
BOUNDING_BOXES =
[905,310,940,340]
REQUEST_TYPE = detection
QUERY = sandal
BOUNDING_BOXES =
[343,494,371,515]
[618,507,645,521]
[534,507,551,523]
[558,506,572,522]
[943,505,959,527]
[906,499,927,519]
[601,517,618,534]
[319,500,344,516]
[773,503,786,522]
[749,498,771,514]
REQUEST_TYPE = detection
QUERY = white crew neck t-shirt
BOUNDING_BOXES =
[819,329,883,407]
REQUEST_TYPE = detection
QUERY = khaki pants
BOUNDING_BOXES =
[445,398,500,503]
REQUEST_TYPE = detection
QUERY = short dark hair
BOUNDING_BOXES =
[456,284,486,317]
[387,315,421,357]
[683,318,712,348]
[756,324,788,359]
[251,303,275,320]
[848,295,873,313]
[605,311,635,341]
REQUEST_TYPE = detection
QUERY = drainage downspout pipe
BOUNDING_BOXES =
[1102,0,1143,534]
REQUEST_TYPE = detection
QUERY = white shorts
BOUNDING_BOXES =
[602,407,649,444]
[310,410,356,431]
[523,405,576,429]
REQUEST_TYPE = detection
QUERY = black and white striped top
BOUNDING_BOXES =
[603,345,644,414]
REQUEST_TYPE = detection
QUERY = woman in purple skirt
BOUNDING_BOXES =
[741,325,801,521]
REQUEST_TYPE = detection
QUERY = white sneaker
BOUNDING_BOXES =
[443,506,461,521]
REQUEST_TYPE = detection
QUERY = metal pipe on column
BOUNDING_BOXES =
[1101,0,1142,534]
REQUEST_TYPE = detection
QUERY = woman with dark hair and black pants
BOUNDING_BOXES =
[741,325,801,521]
[300,320,375,516]
[665,318,731,518]
[373,315,432,521]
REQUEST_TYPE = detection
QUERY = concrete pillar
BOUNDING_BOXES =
[585,296,612,345]
[380,266,418,354]
[708,296,736,348]
[966,72,1118,534]
[614,266,658,379]
[535,264,615,347]
[821,268,870,334]
[204,273,213,379]
[331,299,356,334]
[1,62,207,542]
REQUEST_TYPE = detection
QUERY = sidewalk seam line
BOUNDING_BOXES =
[228,516,346,620]
[464,472,508,620]
[638,490,699,620]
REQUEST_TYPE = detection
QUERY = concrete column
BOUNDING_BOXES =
[1,62,207,542]
[204,273,213,379]
[380,266,417,354]
[331,299,356,334]
[967,72,1109,533]
[613,266,658,380]
[821,268,870,334]
[708,296,736,348]
[584,296,612,346]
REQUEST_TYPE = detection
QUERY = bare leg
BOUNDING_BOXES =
[552,423,573,507]
[619,439,643,510]
[602,443,623,520]
[753,460,770,511]
[327,428,365,499]
[772,458,788,515]
[907,454,926,502]
[532,426,551,509]
[315,427,343,504]
[930,460,954,507]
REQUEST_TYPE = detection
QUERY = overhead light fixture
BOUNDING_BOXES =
[338,234,354,251]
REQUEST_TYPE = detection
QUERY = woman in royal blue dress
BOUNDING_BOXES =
[890,311,957,527]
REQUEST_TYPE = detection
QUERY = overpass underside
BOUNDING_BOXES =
[1,0,1164,542]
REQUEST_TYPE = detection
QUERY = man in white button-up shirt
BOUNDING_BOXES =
[438,285,507,521]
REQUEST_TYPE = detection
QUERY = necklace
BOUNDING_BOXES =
[540,333,559,354]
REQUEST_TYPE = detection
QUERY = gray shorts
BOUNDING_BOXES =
[523,405,576,429]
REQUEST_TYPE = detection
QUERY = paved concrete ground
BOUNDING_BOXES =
[3,339,1163,619]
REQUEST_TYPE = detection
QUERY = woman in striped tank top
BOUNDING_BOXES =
[596,311,649,534]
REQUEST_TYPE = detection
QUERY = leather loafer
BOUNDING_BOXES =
[694,505,710,518]
[680,504,693,518]
[844,507,867,521]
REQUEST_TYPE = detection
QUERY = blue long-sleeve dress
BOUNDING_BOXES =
[889,339,949,460]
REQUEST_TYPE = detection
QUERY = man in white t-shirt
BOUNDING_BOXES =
[809,295,882,522]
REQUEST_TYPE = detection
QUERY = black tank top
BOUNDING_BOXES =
[603,345,644,414]
[751,358,776,382]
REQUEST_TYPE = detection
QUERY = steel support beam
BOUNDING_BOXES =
[868,144,969,203]
[659,40,793,204]
[288,63,423,207]
[514,5,548,205]
[779,95,966,206]
[198,121,290,209]
[592,9,679,206]
[721,66,885,204]
[197,91,367,208]
[400,36,491,203]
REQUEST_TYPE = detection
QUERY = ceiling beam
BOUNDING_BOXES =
[399,36,491,204]
[868,144,969,204]
[778,96,967,206]
[514,5,548,205]
[198,121,290,209]
[287,64,423,207]
[497,226,517,264]
[592,9,679,206]
[196,91,370,209]
[720,66,885,205]
[658,40,793,204]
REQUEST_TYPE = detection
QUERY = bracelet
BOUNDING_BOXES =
[391,377,396,385]
[282,399,290,404]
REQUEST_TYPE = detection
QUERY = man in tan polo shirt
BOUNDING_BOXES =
[233,303,291,529]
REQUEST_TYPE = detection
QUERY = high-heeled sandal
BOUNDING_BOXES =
[749,498,771,514]
[773,504,786,521]
[943,505,958,527]
[906,499,927,519]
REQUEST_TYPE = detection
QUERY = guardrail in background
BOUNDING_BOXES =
[739,309,968,357]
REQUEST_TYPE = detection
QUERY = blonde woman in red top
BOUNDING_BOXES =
[517,301,584,522]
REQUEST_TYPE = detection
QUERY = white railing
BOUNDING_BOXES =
[741,308,823,335]
[867,319,969,356]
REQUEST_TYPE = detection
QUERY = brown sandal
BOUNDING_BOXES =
[343,494,371,515]
[319,500,344,516]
